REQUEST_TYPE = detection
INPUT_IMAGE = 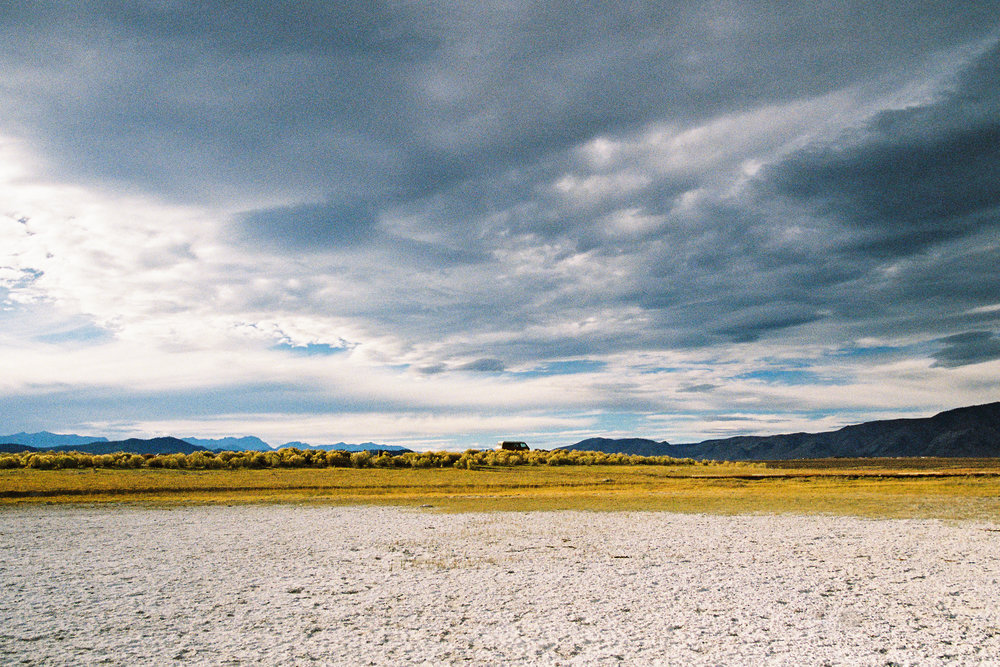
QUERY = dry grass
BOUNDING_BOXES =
[763,457,1000,472]
[2,460,998,521]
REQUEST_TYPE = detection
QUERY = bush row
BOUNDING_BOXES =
[450,449,710,468]
[0,447,722,470]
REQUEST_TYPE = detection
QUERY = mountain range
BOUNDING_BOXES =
[2,402,998,459]
[0,434,409,456]
[560,402,1000,460]
[279,441,409,453]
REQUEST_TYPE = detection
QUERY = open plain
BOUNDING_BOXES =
[2,504,999,665]
[2,460,1000,519]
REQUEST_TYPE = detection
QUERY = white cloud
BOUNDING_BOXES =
[1,12,998,448]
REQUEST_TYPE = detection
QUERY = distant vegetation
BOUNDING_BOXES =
[0,447,719,471]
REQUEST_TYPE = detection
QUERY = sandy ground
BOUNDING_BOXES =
[1,505,999,666]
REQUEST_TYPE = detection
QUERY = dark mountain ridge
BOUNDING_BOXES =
[561,402,1000,460]
[0,437,212,456]
[72,437,211,455]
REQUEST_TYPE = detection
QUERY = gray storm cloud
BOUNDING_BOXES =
[1,2,994,204]
[0,2,998,445]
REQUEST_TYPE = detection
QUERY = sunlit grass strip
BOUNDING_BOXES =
[2,464,998,521]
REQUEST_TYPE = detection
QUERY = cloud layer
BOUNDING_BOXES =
[1,3,998,447]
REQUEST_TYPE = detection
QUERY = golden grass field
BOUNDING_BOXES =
[2,458,998,520]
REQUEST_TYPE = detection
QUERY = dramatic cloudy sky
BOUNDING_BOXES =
[1,2,998,449]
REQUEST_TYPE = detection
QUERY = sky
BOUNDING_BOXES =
[1,1,999,450]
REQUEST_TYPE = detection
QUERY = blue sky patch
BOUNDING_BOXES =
[271,342,349,357]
